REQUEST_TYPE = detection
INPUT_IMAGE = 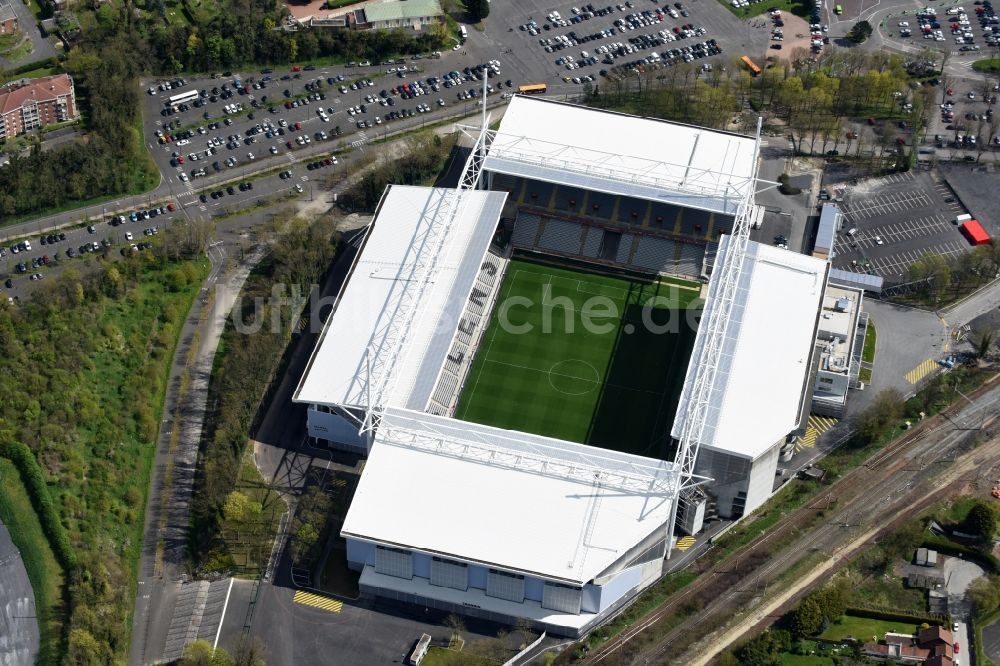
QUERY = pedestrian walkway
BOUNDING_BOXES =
[905,358,939,384]
[293,590,343,613]
[675,536,696,551]
[797,415,838,452]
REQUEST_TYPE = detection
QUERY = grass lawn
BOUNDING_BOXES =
[454,259,699,458]
[973,58,1000,73]
[862,319,876,364]
[3,38,34,63]
[0,459,65,666]
[720,0,812,19]
[0,65,58,85]
[943,495,979,524]
[859,367,872,384]
[0,30,23,51]
[819,614,921,642]
[422,647,497,666]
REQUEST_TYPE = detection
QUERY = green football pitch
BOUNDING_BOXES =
[454,259,701,459]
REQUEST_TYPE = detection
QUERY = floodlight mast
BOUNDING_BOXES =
[666,116,763,559]
[358,117,495,449]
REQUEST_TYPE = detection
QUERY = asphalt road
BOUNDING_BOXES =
[128,242,265,666]
[0,520,37,666]
[0,0,56,70]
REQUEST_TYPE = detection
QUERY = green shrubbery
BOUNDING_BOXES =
[191,217,338,571]
[0,441,77,570]
[0,228,209,663]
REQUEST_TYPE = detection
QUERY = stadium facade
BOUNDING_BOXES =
[292,97,830,636]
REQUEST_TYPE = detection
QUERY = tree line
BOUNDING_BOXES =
[191,216,337,570]
[589,49,1000,170]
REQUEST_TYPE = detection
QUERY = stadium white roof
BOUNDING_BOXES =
[342,406,680,585]
[483,96,757,216]
[293,185,506,410]
[672,238,827,460]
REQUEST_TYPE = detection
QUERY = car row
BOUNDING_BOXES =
[306,157,338,170]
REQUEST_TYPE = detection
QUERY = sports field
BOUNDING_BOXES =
[454,260,701,459]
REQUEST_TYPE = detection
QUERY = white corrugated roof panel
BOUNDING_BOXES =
[483,96,757,215]
[293,185,506,410]
[672,238,827,460]
[342,407,679,585]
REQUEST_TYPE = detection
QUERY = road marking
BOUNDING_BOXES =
[293,590,343,613]
[797,415,838,452]
[675,536,696,551]
[905,358,938,384]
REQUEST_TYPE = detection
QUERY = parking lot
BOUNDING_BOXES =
[488,0,768,89]
[142,60,519,194]
[830,170,973,282]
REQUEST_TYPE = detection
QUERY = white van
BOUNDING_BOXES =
[459,25,468,39]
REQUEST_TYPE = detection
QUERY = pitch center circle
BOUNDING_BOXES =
[548,359,600,396]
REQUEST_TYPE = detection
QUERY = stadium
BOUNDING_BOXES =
[292,96,828,637]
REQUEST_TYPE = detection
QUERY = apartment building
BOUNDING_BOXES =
[0,73,77,140]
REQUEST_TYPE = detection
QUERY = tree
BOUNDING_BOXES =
[444,613,466,642]
[179,640,234,666]
[909,251,952,301]
[223,491,253,522]
[968,575,1000,613]
[789,597,824,638]
[810,579,849,623]
[847,20,873,44]
[856,388,905,442]
[966,501,998,541]
[232,637,267,666]
[735,631,784,666]
[466,0,489,22]
[972,328,996,360]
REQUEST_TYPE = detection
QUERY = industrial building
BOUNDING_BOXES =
[293,96,835,634]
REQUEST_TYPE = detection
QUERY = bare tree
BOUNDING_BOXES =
[444,613,466,643]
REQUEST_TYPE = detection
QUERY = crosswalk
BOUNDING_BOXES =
[797,415,838,452]
[675,536,696,551]
[293,590,343,613]
[905,358,939,385]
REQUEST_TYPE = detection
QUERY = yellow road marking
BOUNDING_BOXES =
[905,358,938,385]
[293,590,344,613]
[675,536,696,551]
[796,416,839,452]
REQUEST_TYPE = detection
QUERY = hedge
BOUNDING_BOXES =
[0,441,78,570]
[845,606,947,626]
[921,536,1000,573]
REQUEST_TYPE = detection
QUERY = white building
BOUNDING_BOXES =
[672,236,828,521]
[812,284,866,417]
[292,97,833,634]
[293,184,681,636]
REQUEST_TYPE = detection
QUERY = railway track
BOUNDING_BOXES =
[579,375,1000,666]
